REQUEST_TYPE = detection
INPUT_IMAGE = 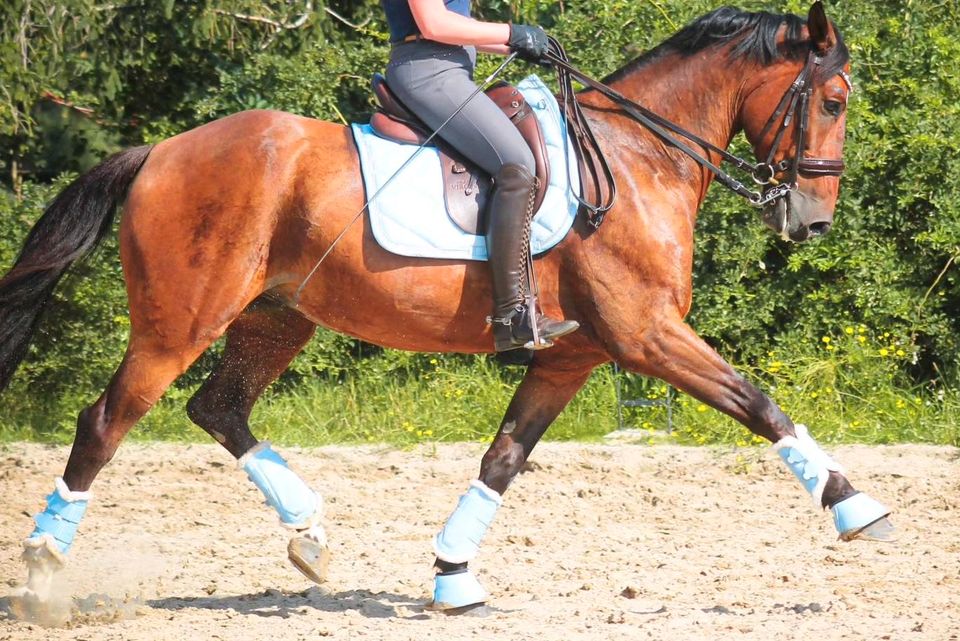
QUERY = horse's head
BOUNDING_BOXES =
[739,2,850,242]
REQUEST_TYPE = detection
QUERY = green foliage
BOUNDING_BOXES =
[2,1,960,447]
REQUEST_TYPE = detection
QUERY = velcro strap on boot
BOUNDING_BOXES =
[774,424,843,507]
[29,477,91,554]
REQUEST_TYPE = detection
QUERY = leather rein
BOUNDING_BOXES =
[546,38,848,229]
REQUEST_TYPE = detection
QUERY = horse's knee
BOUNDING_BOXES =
[479,437,526,494]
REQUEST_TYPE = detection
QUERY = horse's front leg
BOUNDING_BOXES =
[428,354,597,612]
[615,312,893,541]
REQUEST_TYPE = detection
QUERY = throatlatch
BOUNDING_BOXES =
[27,477,91,560]
[239,441,322,528]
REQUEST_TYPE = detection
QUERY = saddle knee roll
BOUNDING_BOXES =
[434,480,502,564]
[240,442,322,529]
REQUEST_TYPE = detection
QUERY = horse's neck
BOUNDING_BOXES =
[585,52,746,204]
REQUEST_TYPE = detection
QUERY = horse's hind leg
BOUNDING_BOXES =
[18,334,223,605]
[185,297,330,583]
[429,354,597,611]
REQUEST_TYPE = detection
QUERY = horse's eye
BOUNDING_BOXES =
[823,99,844,117]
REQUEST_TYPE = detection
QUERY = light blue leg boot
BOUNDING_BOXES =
[239,442,329,582]
[26,477,91,561]
[430,480,502,610]
[16,478,91,601]
[775,424,892,540]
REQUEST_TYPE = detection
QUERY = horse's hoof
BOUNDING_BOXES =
[287,535,330,584]
[844,515,896,542]
[432,602,493,617]
[832,492,894,542]
[428,569,488,612]
[7,585,72,626]
[19,536,65,603]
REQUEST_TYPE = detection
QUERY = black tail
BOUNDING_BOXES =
[0,145,153,392]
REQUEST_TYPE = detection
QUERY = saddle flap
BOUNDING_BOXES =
[368,74,551,234]
[442,152,492,235]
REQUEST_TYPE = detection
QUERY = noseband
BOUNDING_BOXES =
[547,40,849,228]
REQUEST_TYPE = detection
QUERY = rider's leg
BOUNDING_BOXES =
[386,42,578,351]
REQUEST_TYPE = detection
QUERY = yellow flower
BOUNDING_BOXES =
[822,336,832,343]
[857,335,866,343]
[883,332,890,338]
[425,429,433,437]
[879,348,889,357]
[826,345,835,351]
[896,399,906,409]
[429,358,439,365]
[810,391,819,399]
[696,404,708,413]
[896,349,905,357]
[845,327,854,335]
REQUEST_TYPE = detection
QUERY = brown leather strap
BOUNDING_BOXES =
[797,158,845,176]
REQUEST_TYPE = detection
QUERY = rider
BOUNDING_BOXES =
[381,0,579,352]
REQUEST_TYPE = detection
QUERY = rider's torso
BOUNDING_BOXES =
[382,0,471,44]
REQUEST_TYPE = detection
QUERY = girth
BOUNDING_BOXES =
[369,73,550,235]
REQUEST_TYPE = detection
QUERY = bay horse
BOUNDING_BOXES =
[1,3,892,612]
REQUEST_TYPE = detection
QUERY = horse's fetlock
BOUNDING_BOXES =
[821,470,858,509]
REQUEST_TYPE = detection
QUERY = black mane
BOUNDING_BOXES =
[605,6,849,83]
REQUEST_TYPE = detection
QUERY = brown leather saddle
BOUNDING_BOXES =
[369,73,550,235]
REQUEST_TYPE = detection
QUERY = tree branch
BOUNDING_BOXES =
[323,6,371,30]
[212,1,315,31]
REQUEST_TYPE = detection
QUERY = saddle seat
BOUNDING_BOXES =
[369,73,550,235]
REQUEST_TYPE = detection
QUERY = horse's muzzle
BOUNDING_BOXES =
[761,191,834,243]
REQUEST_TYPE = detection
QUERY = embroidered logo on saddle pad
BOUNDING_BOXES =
[351,75,581,261]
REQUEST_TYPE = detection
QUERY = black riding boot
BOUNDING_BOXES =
[486,164,579,352]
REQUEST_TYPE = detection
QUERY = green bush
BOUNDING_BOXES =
[2,1,959,446]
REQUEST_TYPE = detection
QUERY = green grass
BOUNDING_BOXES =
[2,334,958,448]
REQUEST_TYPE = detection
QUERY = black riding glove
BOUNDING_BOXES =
[508,23,550,65]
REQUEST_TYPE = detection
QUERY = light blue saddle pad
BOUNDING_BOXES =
[351,74,581,261]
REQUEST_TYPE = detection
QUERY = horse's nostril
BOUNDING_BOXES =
[809,221,832,237]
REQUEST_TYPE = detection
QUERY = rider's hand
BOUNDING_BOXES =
[508,24,550,65]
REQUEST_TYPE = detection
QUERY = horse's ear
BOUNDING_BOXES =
[807,1,837,53]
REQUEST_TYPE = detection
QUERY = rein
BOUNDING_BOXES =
[547,41,846,229]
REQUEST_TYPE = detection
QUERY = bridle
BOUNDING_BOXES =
[546,39,849,229]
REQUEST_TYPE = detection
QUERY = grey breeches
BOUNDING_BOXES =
[385,40,535,177]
